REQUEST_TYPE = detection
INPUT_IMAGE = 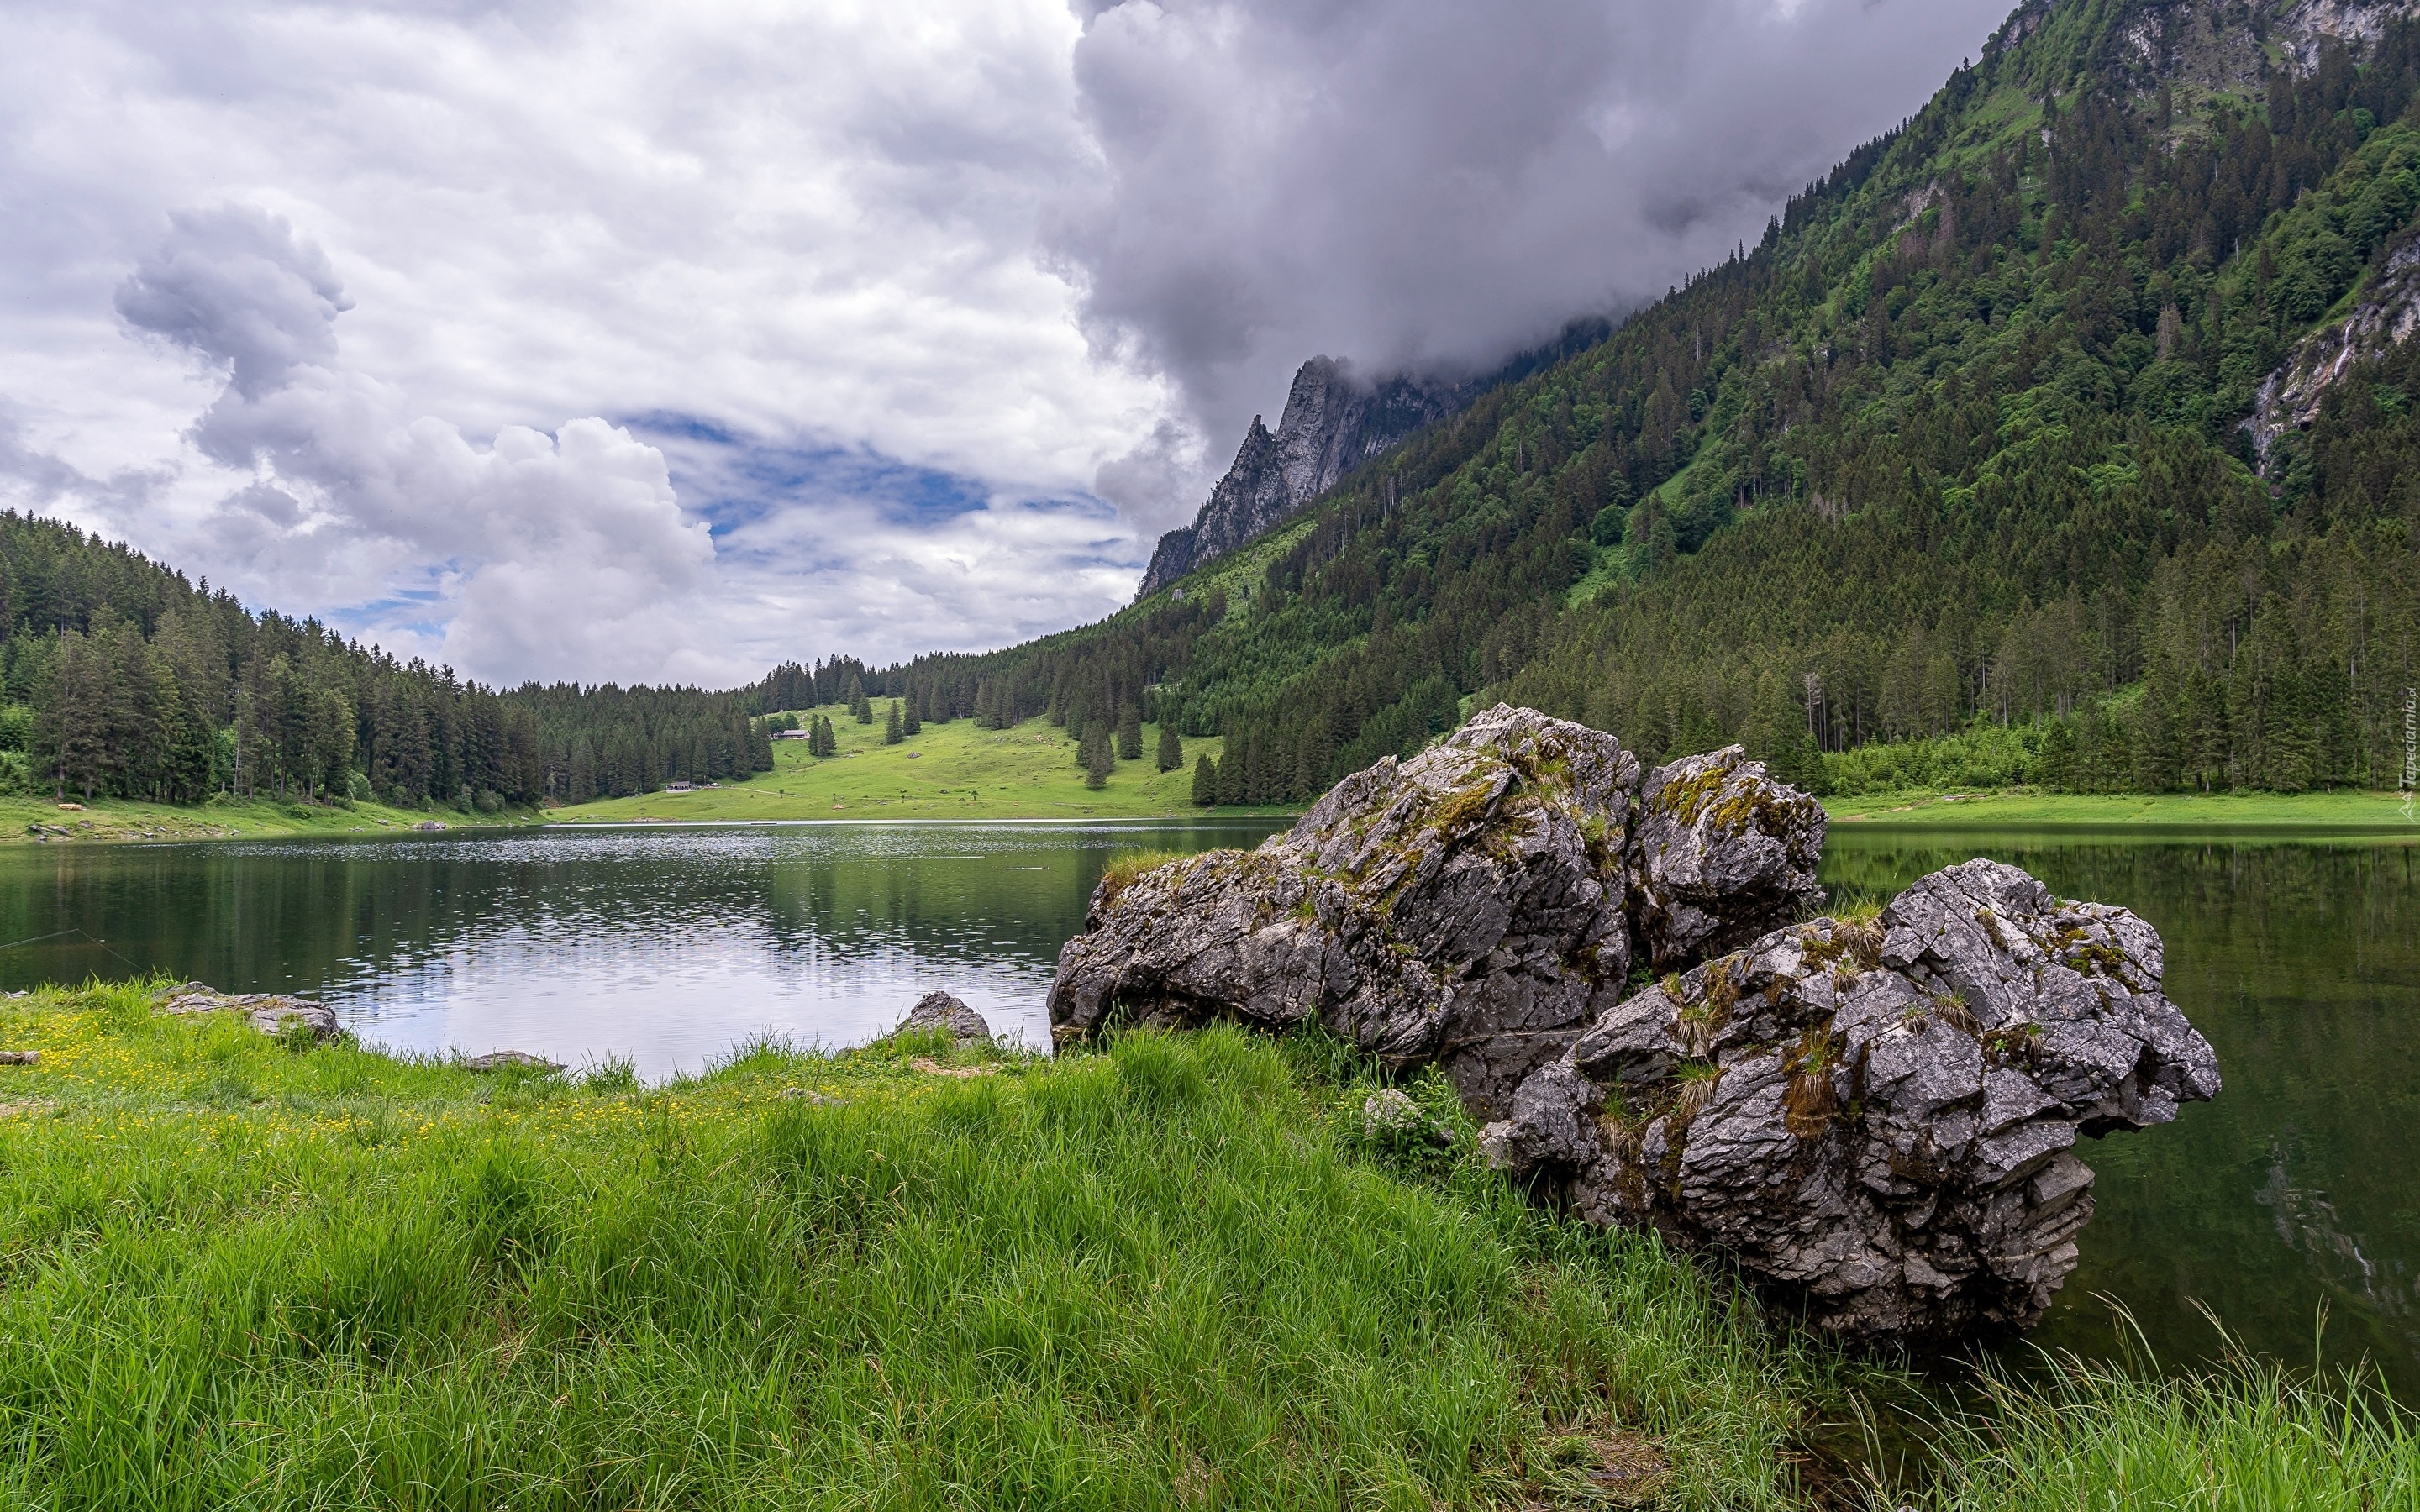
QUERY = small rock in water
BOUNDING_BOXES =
[893,990,993,1046]
[159,986,340,1042]
[464,1050,565,1073]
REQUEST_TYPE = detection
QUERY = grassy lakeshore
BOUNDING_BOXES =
[0,982,2411,1508]
[0,792,546,846]
[551,711,1289,825]
[1825,786,2420,830]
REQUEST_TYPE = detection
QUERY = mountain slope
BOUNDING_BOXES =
[835,0,2420,803]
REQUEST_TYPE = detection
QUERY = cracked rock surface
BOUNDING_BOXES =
[1047,704,1823,1118]
[1481,858,2222,1341]
[1046,707,2219,1341]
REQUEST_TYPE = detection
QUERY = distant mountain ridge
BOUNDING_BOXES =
[1137,320,1615,599]
[1136,359,1467,598]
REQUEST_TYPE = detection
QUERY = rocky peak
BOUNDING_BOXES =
[1136,356,1466,600]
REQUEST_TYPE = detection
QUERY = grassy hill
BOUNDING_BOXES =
[550,707,1282,824]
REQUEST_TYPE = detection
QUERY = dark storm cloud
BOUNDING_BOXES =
[1058,0,2013,514]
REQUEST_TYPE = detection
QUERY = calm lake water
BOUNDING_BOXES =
[2,818,2413,1391]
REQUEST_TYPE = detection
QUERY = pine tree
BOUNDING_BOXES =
[1192,753,1218,806]
[1116,703,1142,762]
[885,700,904,745]
[1156,723,1181,773]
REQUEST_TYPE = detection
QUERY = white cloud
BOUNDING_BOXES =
[0,0,2009,686]
[1057,0,2013,486]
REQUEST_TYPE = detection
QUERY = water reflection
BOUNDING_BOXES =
[0,821,1286,1077]
[3,817,2415,1392]
[1824,828,2420,1395]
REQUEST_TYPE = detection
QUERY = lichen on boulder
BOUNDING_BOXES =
[1045,706,2223,1344]
[1480,858,2221,1341]
[1047,704,1822,1117]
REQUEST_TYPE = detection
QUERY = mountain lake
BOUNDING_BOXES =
[1,817,2412,1393]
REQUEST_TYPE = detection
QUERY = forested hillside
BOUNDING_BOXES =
[835,0,2420,802]
[22,0,2420,814]
[0,512,771,809]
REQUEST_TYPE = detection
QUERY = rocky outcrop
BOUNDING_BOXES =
[160,985,340,1042]
[894,990,993,1046]
[1481,859,2221,1341]
[2250,236,2420,462]
[1137,358,1467,599]
[1632,745,1827,969]
[1046,705,1823,1117]
[1046,706,2222,1342]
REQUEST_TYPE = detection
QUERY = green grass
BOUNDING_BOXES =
[0,792,538,846]
[1824,787,2420,830]
[0,981,1824,1509]
[0,981,2412,1506]
[552,710,1286,824]
[1928,1336,2419,1511]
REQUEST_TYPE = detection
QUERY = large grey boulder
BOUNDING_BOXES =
[1047,706,1823,1117]
[1632,744,1827,969]
[1480,858,2222,1341]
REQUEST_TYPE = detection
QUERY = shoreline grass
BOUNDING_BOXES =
[0,791,546,847]
[1824,786,2420,831]
[1,979,2413,1505]
[0,980,1824,1508]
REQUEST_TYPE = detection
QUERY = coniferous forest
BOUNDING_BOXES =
[24,0,2420,811]
[845,0,2420,805]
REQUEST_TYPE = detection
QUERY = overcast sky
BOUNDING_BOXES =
[0,0,2010,688]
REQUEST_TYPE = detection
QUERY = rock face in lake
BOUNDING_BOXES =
[160,985,340,1042]
[895,990,993,1046]
[1045,705,2223,1341]
[1481,858,2222,1340]
[1046,704,1823,1117]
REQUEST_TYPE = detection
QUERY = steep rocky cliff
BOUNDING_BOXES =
[1136,358,1465,599]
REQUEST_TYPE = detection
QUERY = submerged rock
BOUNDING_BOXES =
[894,990,993,1046]
[1480,859,2221,1341]
[159,986,340,1042]
[1047,705,1821,1116]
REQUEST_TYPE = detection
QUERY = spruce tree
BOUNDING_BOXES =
[1085,727,1113,790]
[903,696,922,737]
[1192,753,1217,806]
[1116,703,1142,762]
[885,700,903,745]
[1157,723,1181,773]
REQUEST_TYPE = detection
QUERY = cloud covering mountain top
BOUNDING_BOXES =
[0,0,2007,686]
